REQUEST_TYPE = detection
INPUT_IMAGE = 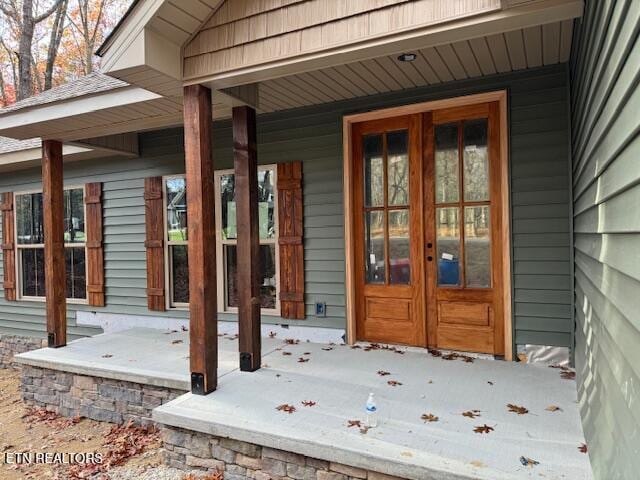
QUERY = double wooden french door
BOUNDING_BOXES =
[352,102,505,355]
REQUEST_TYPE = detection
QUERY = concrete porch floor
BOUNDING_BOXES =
[15,329,591,479]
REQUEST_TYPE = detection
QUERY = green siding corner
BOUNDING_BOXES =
[570,0,640,478]
[0,65,571,351]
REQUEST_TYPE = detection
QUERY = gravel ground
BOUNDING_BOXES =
[102,464,209,480]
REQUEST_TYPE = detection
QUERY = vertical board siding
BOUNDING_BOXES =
[0,65,571,350]
[570,0,640,478]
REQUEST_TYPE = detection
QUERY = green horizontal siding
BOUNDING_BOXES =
[0,64,571,350]
[569,0,640,478]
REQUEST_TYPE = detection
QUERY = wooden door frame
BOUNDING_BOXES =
[342,90,513,360]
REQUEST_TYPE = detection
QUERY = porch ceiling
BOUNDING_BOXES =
[256,19,574,113]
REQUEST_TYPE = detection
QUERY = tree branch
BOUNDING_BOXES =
[35,0,64,23]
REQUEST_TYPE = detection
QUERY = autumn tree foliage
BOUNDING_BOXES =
[0,0,131,106]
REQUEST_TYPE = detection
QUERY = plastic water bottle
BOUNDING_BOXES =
[366,393,378,428]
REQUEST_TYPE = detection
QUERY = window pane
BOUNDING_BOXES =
[171,245,189,304]
[258,169,276,239]
[225,244,278,309]
[65,247,86,299]
[387,130,409,206]
[220,174,236,240]
[435,123,459,204]
[465,206,491,288]
[21,248,45,296]
[363,134,383,207]
[364,211,385,284]
[463,119,489,202]
[436,207,460,286]
[388,210,410,284]
[166,178,188,242]
[62,188,85,243]
[16,193,44,244]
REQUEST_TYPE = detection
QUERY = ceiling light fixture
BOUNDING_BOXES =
[397,53,417,62]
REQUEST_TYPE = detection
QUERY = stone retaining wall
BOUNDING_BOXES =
[0,335,47,369]
[161,425,405,480]
[20,364,184,425]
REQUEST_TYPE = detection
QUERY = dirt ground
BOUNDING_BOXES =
[0,368,164,480]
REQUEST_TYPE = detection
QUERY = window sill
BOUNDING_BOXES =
[168,305,282,317]
[17,296,89,305]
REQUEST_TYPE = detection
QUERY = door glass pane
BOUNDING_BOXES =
[225,244,278,309]
[464,206,491,288]
[435,123,459,204]
[65,247,86,299]
[463,119,489,202]
[387,130,409,206]
[364,211,385,284]
[171,245,189,303]
[166,178,188,241]
[16,193,44,244]
[436,207,460,286]
[363,134,384,207]
[388,210,410,284]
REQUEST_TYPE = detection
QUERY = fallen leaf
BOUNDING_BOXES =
[377,370,391,376]
[546,405,562,412]
[474,424,494,434]
[428,349,442,357]
[297,357,309,363]
[282,351,292,356]
[321,347,333,351]
[507,404,529,415]
[303,352,311,355]
[101,354,113,358]
[387,380,402,387]
[579,443,588,453]
[301,401,316,407]
[171,339,183,345]
[181,325,188,332]
[183,470,224,480]
[285,338,300,345]
[462,410,481,419]
[561,370,576,380]
[421,413,439,423]
[520,456,540,467]
[276,404,296,414]
[268,331,277,338]
[350,345,362,349]
[487,381,494,386]
[347,420,362,428]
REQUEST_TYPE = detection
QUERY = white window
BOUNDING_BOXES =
[162,167,279,313]
[215,166,280,315]
[14,188,87,302]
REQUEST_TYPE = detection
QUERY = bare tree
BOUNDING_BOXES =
[67,0,106,75]
[0,0,64,100]
[44,0,68,89]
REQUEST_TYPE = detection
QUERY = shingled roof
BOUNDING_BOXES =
[0,72,128,115]
[0,137,41,154]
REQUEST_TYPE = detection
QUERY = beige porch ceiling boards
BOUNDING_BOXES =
[257,19,574,113]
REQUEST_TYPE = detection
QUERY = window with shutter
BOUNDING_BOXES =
[85,183,104,307]
[1,192,16,301]
[277,162,305,319]
[145,177,166,311]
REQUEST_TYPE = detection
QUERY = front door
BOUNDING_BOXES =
[352,102,505,354]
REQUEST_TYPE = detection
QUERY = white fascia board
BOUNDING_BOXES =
[0,144,91,167]
[0,87,162,138]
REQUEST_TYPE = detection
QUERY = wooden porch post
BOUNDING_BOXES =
[42,140,66,348]
[233,106,261,372]
[183,84,218,394]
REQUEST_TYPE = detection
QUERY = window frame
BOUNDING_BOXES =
[14,186,89,304]
[162,175,190,309]
[214,166,280,316]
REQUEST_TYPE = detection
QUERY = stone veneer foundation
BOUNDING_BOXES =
[0,334,47,369]
[20,364,184,425]
[161,425,406,480]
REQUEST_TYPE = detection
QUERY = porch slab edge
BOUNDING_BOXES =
[14,350,190,391]
[153,397,512,480]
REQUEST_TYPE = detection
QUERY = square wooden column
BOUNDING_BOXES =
[183,84,218,394]
[42,140,66,348]
[233,106,261,372]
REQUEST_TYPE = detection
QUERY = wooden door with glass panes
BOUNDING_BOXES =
[424,102,504,355]
[352,115,426,346]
